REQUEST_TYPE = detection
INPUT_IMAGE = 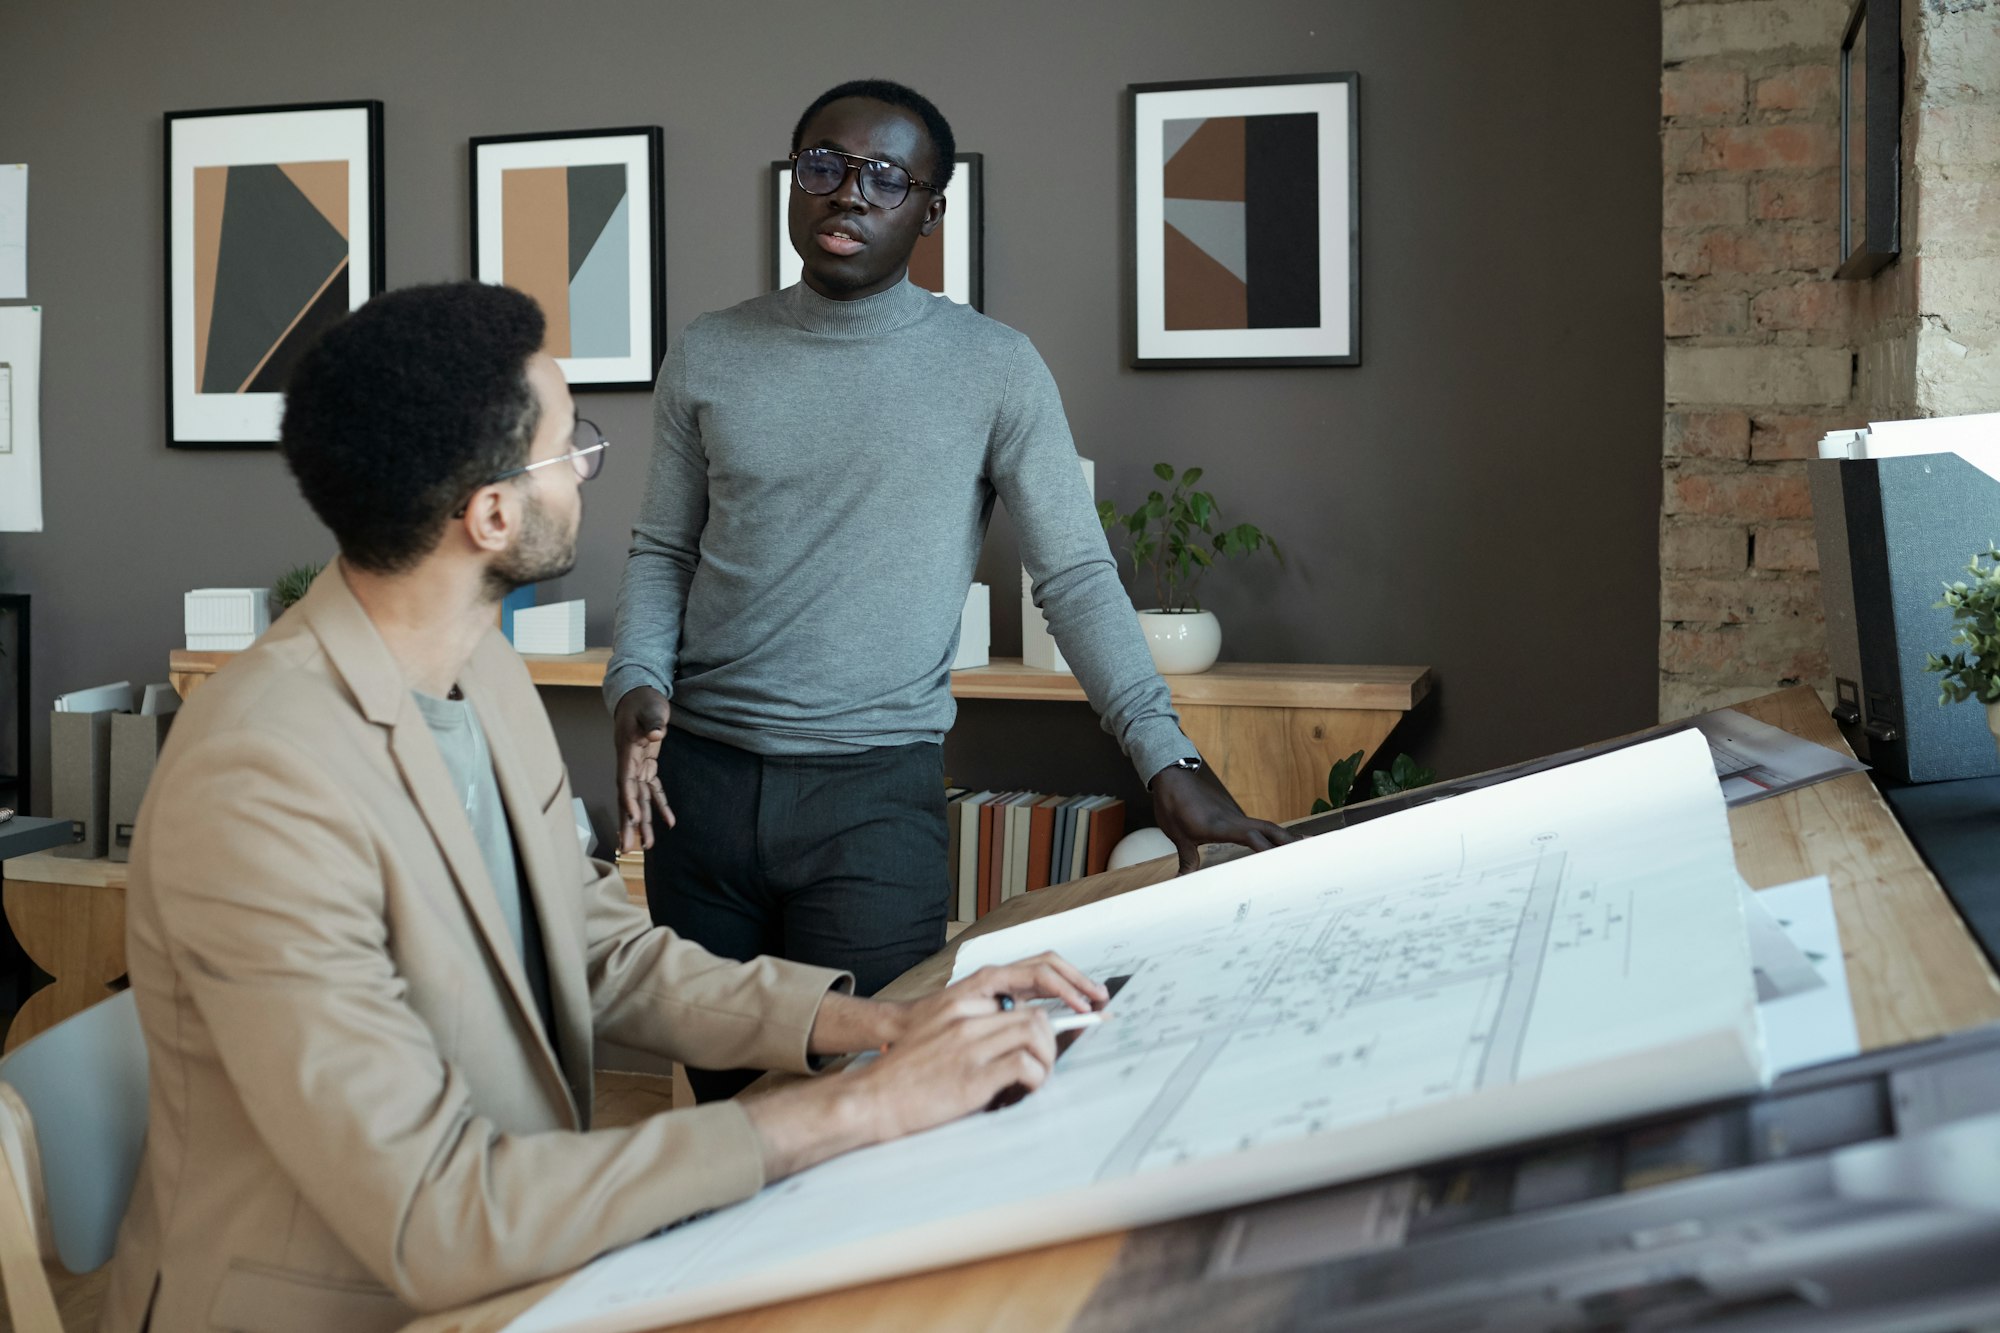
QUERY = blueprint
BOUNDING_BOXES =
[507,729,1763,1333]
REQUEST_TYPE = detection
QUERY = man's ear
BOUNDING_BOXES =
[460,485,515,555]
[919,191,948,238]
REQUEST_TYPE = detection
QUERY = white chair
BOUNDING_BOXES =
[0,993,149,1333]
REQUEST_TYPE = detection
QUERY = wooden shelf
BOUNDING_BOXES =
[173,648,1432,712]
[951,659,1432,711]
[170,648,1435,824]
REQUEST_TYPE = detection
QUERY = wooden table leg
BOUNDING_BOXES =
[2,879,126,1052]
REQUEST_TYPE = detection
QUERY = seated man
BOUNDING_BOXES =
[101,281,1102,1333]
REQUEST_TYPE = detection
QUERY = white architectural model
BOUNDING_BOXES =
[510,729,1762,1333]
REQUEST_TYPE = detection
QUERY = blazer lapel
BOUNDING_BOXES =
[460,662,593,1117]
[298,566,577,1125]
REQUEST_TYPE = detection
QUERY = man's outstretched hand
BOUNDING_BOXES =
[613,685,675,852]
[1150,761,1300,875]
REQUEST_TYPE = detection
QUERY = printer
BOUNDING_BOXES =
[1810,412,2000,784]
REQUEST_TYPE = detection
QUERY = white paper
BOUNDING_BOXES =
[0,165,24,299]
[506,731,1762,1333]
[1752,876,1860,1077]
[1694,708,1867,806]
[1859,412,2000,484]
[0,306,42,532]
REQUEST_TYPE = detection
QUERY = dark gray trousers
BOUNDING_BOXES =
[644,726,950,1102]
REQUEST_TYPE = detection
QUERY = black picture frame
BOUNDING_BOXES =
[1836,0,1901,279]
[770,152,984,310]
[470,126,666,392]
[1128,72,1360,369]
[163,100,385,449]
[0,594,28,816]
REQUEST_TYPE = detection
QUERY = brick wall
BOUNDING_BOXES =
[1659,0,2000,721]
[1660,0,1858,721]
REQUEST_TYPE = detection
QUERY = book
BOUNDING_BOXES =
[944,789,970,920]
[1026,796,1064,891]
[1003,794,1036,903]
[956,793,991,922]
[977,794,1008,919]
[1072,800,1104,880]
[1053,795,1090,886]
[1012,794,1041,899]
[1085,797,1126,876]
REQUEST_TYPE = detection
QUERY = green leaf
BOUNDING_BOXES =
[1181,467,1204,487]
[1154,462,1175,481]
[1324,750,1364,810]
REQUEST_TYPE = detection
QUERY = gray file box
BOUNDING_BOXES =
[1811,452,2000,783]
[108,712,174,863]
[49,709,114,858]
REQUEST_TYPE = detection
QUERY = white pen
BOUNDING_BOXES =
[1048,1009,1111,1034]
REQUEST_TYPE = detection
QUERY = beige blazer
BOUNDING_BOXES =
[101,567,848,1333]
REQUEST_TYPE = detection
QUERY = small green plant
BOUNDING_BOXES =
[1097,464,1280,614]
[1311,750,1437,813]
[1925,543,2000,705]
[272,561,324,613]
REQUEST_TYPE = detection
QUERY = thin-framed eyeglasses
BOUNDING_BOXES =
[790,147,939,211]
[453,419,608,517]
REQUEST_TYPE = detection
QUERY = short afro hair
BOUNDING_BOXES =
[791,79,956,191]
[280,282,545,574]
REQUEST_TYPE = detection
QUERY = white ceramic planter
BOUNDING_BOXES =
[1138,609,1221,674]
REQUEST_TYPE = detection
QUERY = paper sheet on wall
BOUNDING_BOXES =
[0,166,24,299]
[0,306,42,533]
[505,730,1763,1333]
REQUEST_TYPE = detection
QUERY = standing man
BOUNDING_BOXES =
[608,80,1294,1101]
[103,282,1101,1333]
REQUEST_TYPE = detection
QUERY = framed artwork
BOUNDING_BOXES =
[1129,73,1359,368]
[1835,0,1901,279]
[471,127,665,391]
[771,152,983,309]
[164,100,384,449]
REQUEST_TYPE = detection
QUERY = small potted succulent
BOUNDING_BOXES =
[1924,542,2000,758]
[1097,464,1281,674]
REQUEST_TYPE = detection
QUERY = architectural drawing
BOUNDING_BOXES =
[508,730,1762,1333]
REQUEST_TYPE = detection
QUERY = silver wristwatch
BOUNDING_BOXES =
[1151,756,1205,787]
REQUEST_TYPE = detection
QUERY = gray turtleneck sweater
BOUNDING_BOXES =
[605,279,1190,783]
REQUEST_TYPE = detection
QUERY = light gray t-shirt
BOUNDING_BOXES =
[414,689,555,1037]
[604,278,1192,782]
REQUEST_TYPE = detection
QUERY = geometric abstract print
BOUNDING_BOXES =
[1162,113,1320,331]
[193,161,349,394]
[500,164,631,359]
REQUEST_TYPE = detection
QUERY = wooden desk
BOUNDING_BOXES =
[409,686,2000,1333]
[169,650,1434,824]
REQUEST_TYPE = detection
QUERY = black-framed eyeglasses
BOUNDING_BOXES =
[789,148,939,211]
[453,419,608,517]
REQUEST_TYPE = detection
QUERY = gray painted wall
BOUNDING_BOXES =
[0,0,1662,843]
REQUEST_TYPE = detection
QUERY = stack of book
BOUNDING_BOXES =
[943,791,1126,924]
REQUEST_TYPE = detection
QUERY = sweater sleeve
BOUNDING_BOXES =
[986,336,1194,782]
[605,334,707,712]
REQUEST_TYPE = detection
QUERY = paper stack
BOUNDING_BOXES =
[184,588,270,651]
[513,599,585,654]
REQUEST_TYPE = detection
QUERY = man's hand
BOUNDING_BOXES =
[1150,762,1299,875]
[750,953,1108,1179]
[613,686,674,852]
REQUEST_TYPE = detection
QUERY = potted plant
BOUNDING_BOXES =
[1924,542,2000,758]
[271,561,324,616]
[1097,464,1281,674]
